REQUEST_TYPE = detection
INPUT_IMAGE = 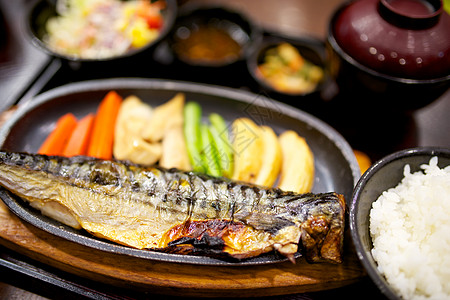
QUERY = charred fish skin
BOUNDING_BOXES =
[0,151,345,263]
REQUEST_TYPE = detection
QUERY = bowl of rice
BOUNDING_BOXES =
[350,147,450,300]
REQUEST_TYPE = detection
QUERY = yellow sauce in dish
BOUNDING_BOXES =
[173,25,242,65]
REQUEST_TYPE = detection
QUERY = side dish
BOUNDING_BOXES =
[370,157,450,299]
[172,24,243,65]
[45,0,165,59]
[173,22,245,64]
[37,91,315,193]
[256,43,324,94]
[353,150,371,174]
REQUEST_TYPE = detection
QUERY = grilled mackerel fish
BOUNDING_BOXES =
[0,151,346,263]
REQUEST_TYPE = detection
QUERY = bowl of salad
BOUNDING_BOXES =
[27,0,177,62]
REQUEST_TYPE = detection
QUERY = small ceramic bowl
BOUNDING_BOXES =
[327,0,450,112]
[167,5,261,68]
[350,147,450,300]
[246,35,330,112]
[27,0,177,63]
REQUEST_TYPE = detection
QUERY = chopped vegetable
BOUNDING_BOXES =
[231,118,263,183]
[144,14,163,29]
[136,0,164,29]
[113,95,160,164]
[201,124,222,177]
[183,102,233,177]
[62,113,95,157]
[255,126,282,187]
[278,130,314,193]
[87,91,122,159]
[141,93,185,143]
[257,43,324,94]
[38,113,78,156]
[209,113,233,177]
[354,150,372,174]
[118,138,162,165]
[160,126,191,171]
[183,101,207,173]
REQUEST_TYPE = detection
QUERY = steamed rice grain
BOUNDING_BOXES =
[370,157,450,300]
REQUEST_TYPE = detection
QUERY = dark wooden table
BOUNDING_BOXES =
[0,0,448,299]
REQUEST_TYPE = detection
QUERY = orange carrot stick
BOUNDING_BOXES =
[38,113,78,156]
[62,113,95,157]
[87,91,122,159]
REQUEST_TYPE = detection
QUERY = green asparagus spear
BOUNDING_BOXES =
[183,102,207,173]
[209,113,234,177]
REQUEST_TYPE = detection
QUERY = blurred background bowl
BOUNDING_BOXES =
[167,5,261,68]
[350,147,450,300]
[27,0,177,64]
[152,4,262,87]
[246,35,330,113]
[326,0,450,113]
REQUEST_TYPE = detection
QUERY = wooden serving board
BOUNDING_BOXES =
[0,200,366,298]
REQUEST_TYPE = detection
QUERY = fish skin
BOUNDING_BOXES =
[0,151,345,263]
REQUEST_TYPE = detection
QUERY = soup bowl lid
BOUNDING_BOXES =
[330,0,450,80]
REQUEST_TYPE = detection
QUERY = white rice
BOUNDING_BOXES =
[370,157,450,300]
